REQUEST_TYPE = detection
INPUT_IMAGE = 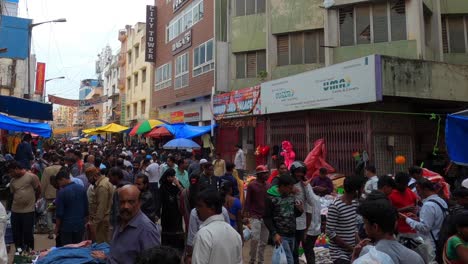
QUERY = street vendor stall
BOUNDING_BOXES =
[0,113,52,138]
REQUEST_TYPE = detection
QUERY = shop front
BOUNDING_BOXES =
[213,86,263,169]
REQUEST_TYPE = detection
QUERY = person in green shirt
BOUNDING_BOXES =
[176,159,189,189]
[445,213,468,264]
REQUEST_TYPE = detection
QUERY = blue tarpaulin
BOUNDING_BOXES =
[446,114,468,165]
[0,15,31,59]
[162,123,216,139]
[6,0,20,3]
[0,113,52,137]
[0,95,53,120]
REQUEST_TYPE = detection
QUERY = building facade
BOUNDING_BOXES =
[214,0,468,174]
[96,45,121,125]
[152,0,222,125]
[123,23,155,126]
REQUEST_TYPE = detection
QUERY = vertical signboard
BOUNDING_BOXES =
[34,62,46,95]
[145,5,156,62]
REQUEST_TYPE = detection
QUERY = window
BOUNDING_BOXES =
[127,105,130,119]
[444,16,467,53]
[339,0,406,46]
[135,45,140,59]
[133,103,137,117]
[128,51,132,64]
[193,39,215,76]
[142,69,147,83]
[134,73,139,86]
[390,0,406,41]
[175,53,189,89]
[235,50,266,79]
[141,100,146,115]
[166,0,204,42]
[156,62,172,90]
[235,0,265,16]
[277,30,325,66]
[127,78,131,90]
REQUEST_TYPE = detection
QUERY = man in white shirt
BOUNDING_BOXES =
[146,161,161,220]
[234,144,246,179]
[363,165,378,197]
[191,190,242,264]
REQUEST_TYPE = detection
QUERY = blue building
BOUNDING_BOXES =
[79,79,100,100]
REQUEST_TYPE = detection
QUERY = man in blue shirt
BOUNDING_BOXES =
[91,185,161,264]
[55,169,89,246]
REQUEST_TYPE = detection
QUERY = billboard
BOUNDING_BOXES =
[261,55,382,114]
[145,5,156,62]
[0,15,32,59]
[213,86,261,119]
[34,62,46,95]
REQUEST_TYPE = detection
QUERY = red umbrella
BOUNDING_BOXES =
[146,126,172,138]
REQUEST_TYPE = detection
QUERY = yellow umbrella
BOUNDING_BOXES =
[83,123,129,135]
[79,138,89,143]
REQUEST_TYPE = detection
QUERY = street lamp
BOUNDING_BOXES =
[43,76,65,102]
[26,18,67,100]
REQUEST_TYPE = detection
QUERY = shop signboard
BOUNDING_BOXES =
[172,30,192,55]
[213,85,261,119]
[171,111,184,123]
[34,62,46,95]
[261,55,382,114]
[184,108,202,123]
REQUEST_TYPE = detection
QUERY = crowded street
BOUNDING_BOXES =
[1,0,468,263]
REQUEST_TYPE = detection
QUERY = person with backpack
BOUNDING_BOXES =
[400,178,448,263]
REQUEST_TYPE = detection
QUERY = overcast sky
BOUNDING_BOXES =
[18,0,153,99]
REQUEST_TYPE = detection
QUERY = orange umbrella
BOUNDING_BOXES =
[146,126,172,138]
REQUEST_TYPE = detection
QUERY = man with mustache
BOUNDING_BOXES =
[91,185,161,263]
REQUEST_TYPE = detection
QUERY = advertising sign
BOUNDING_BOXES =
[184,108,202,123]
[213,86,261,119]
[48,95,109,107]
[34,62,46,95]
[172,30,192,55]
[171,111,184,123]
[145,5,156,62]
[261,55,382,114]
[173,0,190,13]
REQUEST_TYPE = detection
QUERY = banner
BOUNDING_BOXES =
[170,111,184,123]
[261,55,382,114]
[145,5,156,62]
[48,95,109,107]
[213,86,261,119]
[34,62,46,95]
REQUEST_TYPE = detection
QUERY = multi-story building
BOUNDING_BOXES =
[96,45,121,124]
[152,0,226,125]
[79,79,100,100]
[214,0,468,174]
[122,23,155,126]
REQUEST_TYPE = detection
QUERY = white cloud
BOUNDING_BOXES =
[19,0,153,99]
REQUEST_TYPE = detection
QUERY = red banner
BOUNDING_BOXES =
[35,62,46,95]
[213,85,261,119]
[48,94,109,107]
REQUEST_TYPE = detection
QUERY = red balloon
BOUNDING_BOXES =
[261,146,270,156]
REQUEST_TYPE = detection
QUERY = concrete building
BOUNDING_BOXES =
[152,0,225,125]
[122,23,155,126]
[214,0,468,174]
[96,45,121,124]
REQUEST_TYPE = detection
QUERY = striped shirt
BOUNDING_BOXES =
[326,198,358,261]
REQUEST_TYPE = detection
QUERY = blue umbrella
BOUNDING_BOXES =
[163,138,201,150]
[89,135,98,142]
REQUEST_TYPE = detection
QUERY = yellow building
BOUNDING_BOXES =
[123,23,155,126]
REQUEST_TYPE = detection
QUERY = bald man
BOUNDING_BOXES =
[91,185,161,264]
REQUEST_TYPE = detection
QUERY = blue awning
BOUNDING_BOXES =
[0,113,52,138]
[162,123,216,139]
[446,114,468,165]
[0,95,53,120]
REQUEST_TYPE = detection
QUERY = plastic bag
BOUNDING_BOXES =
[353,247,395,264]
[272,245,288,264]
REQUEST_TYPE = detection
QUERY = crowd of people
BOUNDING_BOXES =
[0,134,467,264]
